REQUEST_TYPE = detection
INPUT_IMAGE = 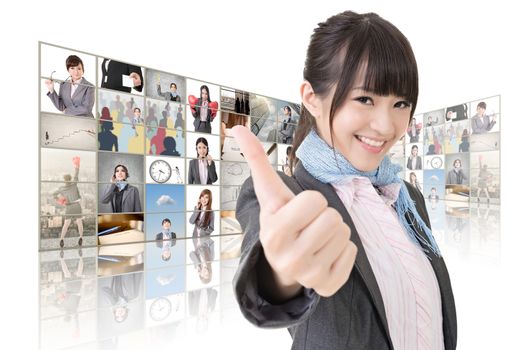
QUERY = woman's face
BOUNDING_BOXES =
[68,63,84,81]
[410,173,416,182]
[411,147,418,156]
[197,142,208,158]
[200,194,210,207]
[312,83,411,172]
[115,166,127,181]
[283,107,290,116]
[201,88,208,101]
[454,160,461,168]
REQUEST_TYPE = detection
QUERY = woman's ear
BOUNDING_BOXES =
[300,81,322,119]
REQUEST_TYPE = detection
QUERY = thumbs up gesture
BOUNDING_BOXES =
[231,126,357,299]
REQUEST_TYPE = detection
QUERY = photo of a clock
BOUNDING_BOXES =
[149,297,172,321]
[149,159,172,183]
[431,156,443,169]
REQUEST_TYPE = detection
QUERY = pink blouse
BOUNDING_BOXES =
[332,177,444,350]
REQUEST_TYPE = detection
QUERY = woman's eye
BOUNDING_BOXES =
[395,101,412,109]
[355,96,373,105]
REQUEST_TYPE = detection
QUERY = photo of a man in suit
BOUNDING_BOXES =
[101,58,143,93]
[155,218,177,261]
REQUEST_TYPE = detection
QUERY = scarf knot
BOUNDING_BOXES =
[295,129,441,257]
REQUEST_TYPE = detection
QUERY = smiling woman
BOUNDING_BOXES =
[232,10,456,350]
[45,55,95,117]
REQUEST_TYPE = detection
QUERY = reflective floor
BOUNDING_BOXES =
[39,199,501,350]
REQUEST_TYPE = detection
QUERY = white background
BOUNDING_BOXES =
[1,0,530,349]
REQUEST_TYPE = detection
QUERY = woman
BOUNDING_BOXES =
[406,144,422,170]
[232,11,456,350]
[407,117,420,143]
[447,159,468,185]
[101,164,142,213]
[188,137,218,184]
[409,172,422,192]
[189,189,214,238]
[45,55,95,117]
[458,128,470,152]
[188,85,218,133]
[53,156,84,248]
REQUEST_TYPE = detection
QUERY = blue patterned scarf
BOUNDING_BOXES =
[296,129,441,257]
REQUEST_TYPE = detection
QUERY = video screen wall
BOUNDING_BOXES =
[391,95,501,205]
[39,42,300,261]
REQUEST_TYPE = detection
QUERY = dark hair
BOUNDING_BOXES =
[162,218,171,225]
[170,83,177,89]
[411,145,418,152]
[453,159,462,167]
[197,189,212,228]
[477,102,486,110]
[114,164,129,179]
[286,145,293,156]
[291,11,418,168]
[200,85,211,102]
[284,105,292,116]
[196,137,209,157]
[134,107,141,113]
[66,55,84,72]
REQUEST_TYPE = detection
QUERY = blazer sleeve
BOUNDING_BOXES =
[47,86,66,112]
[132,186,142,212]
[188,159,195,184]
[232,175,320,328]
[189,208,200,224]
[157,84,165,99]
[128,64,144,92]
[207,161,218,184]
[101,183,116,204]
[76,84,95,117]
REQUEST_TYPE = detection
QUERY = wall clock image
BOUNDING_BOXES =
[149,297,172,321]
[430,156,443,169]
[149,159,172,183]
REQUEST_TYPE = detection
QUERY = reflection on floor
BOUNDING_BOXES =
[39,200,500,350]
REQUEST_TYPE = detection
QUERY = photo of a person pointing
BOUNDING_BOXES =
[231,11,456,350]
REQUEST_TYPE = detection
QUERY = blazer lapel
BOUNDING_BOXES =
[71,77,88,101]
[293,162,393,345]
[121,185,132,207]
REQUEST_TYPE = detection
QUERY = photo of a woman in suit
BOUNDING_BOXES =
[446,159,468,185]
[406,144,422,170]
[189,189,214,238]
[101,164,142,213]
[53,156,84,248]
[188,85,218,133]
[408,172,422,192]
[188,137,218,184]
[45,55,95,117]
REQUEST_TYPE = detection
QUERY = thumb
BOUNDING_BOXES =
[230,126,294,214]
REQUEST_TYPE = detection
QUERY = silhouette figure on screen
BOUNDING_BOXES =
[160,136,181,156]
[99,121,118,152]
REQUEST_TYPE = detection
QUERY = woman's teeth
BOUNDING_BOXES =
[356,135,385,147]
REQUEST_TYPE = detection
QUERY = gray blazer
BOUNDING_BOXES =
[47,77,95,117]
[471,114,496,134]
[233,162,457,349]
[101,183,142,213]
[278,118,296,144]
[188,158,218,184]
[189,208,215,237]
[53,167,81,203]
[157,84,181,102]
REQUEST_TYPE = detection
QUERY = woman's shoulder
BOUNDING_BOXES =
[81,77,95,88]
